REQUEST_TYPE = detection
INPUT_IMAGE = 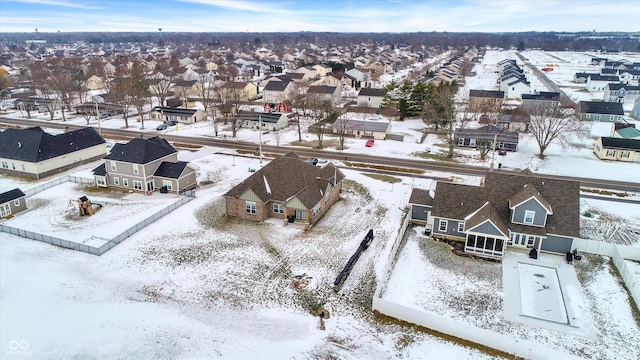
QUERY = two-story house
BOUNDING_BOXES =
[93,137,197,194]
[603,83,640,104]
[468,90,504,111]
[576,101,624,122]
[356,87,386,108]
[307,85,341,107]
[428,171,580,258]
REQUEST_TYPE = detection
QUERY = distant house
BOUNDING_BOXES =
[454,125,519,152]
[332,118,391,140]
[149,106,207,124]
[614,126,640,139]
[93,137,197,194]
[313,63,333,77]
[594,137,640,162]
[84,75,105,90]
[574,72,599,83]
[603,83,640,104]
[263,78,294,106]
[428,170,580,258]
[0,188,27,218]
[586,74,619,92]
[504,79,530,99]
[496,113,531,132]
[223,152,345,229]
[295,66,318,80]
[468,89,504,110]
[576,101,624,122]
[221,81,259,101]
[521,92,560,114]
[0,127,106,179]
[172,79,203,100]
[618,69,640,86]
[356,87,385,108]
[632,98,640,120]
[307,85,341,106]
[234,111,289,131]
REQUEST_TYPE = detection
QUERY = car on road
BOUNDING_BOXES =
[365,139,375,147]
[156,123,167,131]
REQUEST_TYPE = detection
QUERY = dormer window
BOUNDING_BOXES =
[524,210,535,224]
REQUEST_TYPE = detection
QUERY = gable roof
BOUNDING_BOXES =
[264,80,290,92]
[600,137,640,151]
[464,202,509,237]
[615,127,640,139]
[432,171,579,238]
[521,92,560,101]
[509,183,553,214]
[307,85,337,94]
[0,127,105,162]
[469,89,504,99]
[154,161,191,179]
[104,136,176,164]
[408,188,433,206]
[333,119,390,133]
[358,87,385,97]
[224,152,345,209]
[454,125,519,143]
[234,111,284,124]
[0,188,25,204]
[577,101,624,115]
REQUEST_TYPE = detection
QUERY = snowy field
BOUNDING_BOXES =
[1,49,639,359]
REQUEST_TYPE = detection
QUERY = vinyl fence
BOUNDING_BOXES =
[372,219,639,360]
[2,176,195,256]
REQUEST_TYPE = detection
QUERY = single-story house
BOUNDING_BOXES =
[454,125,519,152]
[150,107,207,124]
[235,111,289,131]
[0,188,27,218]
[428,170,580,258]
[613,126,640,140]
[594,137,640,162]
[576,101,624,122]
[0,127,106,179]
[93,136,197,194]
[331,119,391,140]
[223,152,345,229]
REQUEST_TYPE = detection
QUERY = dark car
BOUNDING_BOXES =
[498,149,507,156]
[156,123,167,130]
[166,120,178,126]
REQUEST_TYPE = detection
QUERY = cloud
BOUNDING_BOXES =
[5,0,103,10]
[178,0,288,13]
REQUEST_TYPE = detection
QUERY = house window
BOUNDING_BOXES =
[123,178,129,187]
[438,220,448,232]
[111,161,117,171]
[113,177,120,185]
[163,180,173,190]
[458,223,464,232]
[11,162,15,169]
[524,210,535,224]
[96,177,106,186]
[593,115,601,121]
[364,131,373,136]
[586,114,591,118]
[469,139,476,147]
[273,203,284,214]
[295,209,306,220]
[133,180,142,190]
[621,151,630,158]
[14,199,20,206]
[457,138,464,146]
[133,164,139,175]
[606,150,616,157]
[246,201,257,214]
[21,164,25,171]
[1,161,7,169]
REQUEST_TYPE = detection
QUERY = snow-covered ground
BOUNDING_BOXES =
[1,49,639,359]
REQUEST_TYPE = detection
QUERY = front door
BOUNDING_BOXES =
[0,203,11,217]
[146,180,154,192]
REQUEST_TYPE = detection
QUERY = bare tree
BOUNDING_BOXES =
[333,113,352,150]
[528,103,584,159]
[129,61,150,129]
[290,83,309,142]
[217,83,247,137]
[49,57,81,122]
[422,81,459,158]
[149,60,177,107]
[308,95,340,149]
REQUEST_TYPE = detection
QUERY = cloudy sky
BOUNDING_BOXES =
[1,0,639,33]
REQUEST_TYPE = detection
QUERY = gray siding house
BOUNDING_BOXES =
[0,188,27,218]
[428,170,580,258]
[408,188,433,225]
[454,125,519,152]
[576,101,624,122]
[93,137,197,194]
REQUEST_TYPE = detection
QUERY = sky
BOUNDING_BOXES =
[0,0,639,33]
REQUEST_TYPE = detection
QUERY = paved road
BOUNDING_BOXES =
[2,116,639,193]
[515,52,575,106]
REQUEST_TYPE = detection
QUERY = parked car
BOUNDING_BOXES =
[156,123,167,131]
[365,139,375,147]
[306,157,318,166]
[315,159,328,167]
[166,120,178,126]
[498,149,507,156]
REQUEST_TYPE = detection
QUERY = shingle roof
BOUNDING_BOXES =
[224,152,345,209]
[578,101,624,115]
[409,188,433,206]
[0,127,105,162]
[307,85,337,94]
[358,87,385,97]
[264,81,289,92]
[469,90,504,99]
[454,125,519,144]
[154,161,190,179]
[151,106,198,116]
[464,202,509,237]
[615,127,640,139]
[234,111,283,124]
[333,119,390,133]
[509,183,553,214]
[93,163,107,176]
[0,188,25,204]
[588,74,619,82]
[104,137,176,164]
[600,137,640,151]
[432,172,580,238]
[521,92,560,101]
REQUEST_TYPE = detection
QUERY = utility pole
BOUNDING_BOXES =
[258,115,263,163]
[95,101,102,136]
[490,132,498,170]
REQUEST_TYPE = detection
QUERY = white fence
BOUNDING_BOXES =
[372,220,639,360]
[2,176,194,256]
